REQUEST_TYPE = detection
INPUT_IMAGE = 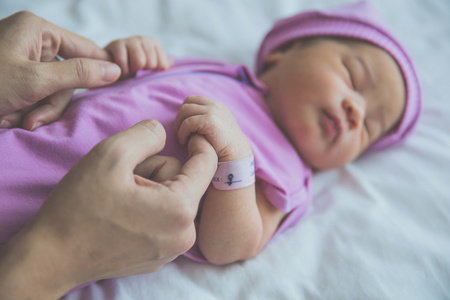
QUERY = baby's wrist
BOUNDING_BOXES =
[218,152,252,163]
[212,155,255,190]
[216,141,252,163]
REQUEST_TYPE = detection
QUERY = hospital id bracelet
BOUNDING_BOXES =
[212,155,255,190]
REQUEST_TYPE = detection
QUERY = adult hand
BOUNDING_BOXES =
[0,11,122,130]
[0,120,218,299]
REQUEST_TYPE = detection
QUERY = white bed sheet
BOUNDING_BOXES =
[1,0,449,299]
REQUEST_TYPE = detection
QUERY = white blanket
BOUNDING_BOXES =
[1,0,449,299]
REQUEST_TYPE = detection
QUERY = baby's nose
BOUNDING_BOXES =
[342,98,365,130]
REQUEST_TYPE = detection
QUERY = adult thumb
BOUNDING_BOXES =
[38,58,121,94]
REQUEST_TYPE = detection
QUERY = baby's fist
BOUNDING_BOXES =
[105,36,173,77]
[175,95,252,162]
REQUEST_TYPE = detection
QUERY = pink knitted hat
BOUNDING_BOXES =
[256,1,421,151]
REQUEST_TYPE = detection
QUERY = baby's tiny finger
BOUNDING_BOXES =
[142,38,158,69]
[127,39,146,73]
[154,42,171,70]
[177,115,208,145]
[177,117,194,145]
[105,41,130,76]
[174,100,207,132]
[184,95,214,106]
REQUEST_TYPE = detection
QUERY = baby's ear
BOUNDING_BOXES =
[263,40,302,70]
[264,51,284,65]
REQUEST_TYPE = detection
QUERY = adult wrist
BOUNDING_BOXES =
[0,224,75,299]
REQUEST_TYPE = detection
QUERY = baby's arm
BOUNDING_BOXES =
[104,36,173,77]
[175,95,287,265]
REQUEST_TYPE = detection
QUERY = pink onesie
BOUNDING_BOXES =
[0,58,312,262]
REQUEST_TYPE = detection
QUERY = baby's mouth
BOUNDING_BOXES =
[323,110,341,142]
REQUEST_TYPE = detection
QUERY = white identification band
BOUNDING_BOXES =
[212,156,255,190]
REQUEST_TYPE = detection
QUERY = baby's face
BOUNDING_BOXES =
[259,37,405,170]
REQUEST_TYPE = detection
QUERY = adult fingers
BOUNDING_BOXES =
[94,119,167,175]
[105,40,130,76]
[166,134,217,202]
[9,11,112,62]
[21,89,74,131]
[46,20,112,62]
[0,12,121,113]
[134,155,182,184]
[33,58,121,96]
[0,105,35,129]
[41,15,121,85]
[141,38,158,69]
[126,38,146,73]
[153,41,172,70]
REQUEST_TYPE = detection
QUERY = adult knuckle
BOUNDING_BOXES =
[176,229,196,253]
[74,58,91,83]
[161,233,194,259]
[171,204,194,228]
[165,191,198,226]
[88,141,109,163]
[94,136,126,162]
[110,138,131,160]
[13,10,37,23]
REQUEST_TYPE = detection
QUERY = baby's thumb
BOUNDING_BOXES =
[40,58,121,93]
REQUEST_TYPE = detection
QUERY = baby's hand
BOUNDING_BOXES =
[175,95,252,162]
[104,36,173,77]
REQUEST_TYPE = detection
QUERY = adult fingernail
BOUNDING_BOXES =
[0,120,11,129]
[30,121,43,131]
[101,63,121,82]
